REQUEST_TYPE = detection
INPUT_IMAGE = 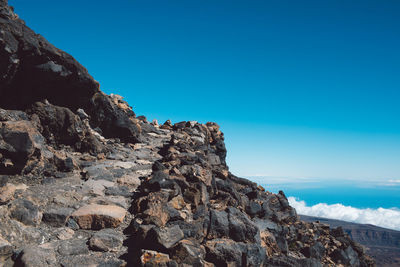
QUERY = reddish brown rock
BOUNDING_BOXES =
[71,204,126,230]
[140,250,171,266]
[0,120,46,174]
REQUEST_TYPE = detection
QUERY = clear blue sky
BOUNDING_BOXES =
[10,0,400,180]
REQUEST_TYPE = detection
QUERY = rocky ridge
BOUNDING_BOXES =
[0,1,375,266]
[301,215,400,267]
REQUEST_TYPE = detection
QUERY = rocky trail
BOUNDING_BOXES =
[0,0,376,266]
[0,119,172,266]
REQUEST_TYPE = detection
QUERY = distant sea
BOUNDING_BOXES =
[248,177,400,209]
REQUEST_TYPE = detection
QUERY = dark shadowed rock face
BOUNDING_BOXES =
[0,0,376,266]
[0,0,140,143]
[0,0,98,111]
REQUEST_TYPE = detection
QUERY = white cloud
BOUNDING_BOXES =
[288,197,400,231]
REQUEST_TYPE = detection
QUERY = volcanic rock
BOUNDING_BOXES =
[0,120,46,174]
[15,246,57,267]
[89,229,124,252]
[42,207,74,227]
[0,1,376,266]
[71,204,126,230]
[9,199,42,226]
[0,236,12,266]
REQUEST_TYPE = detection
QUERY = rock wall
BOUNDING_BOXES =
[0,1,376,266]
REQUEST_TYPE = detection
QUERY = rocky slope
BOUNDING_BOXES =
[301,215,400,267]
[0,1,375,266]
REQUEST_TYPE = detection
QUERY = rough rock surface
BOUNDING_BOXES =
[0,1,375,266]
[0,0,140,143]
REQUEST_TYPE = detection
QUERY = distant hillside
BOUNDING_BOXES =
[301,215,400,267]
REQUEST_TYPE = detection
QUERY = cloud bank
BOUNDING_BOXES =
[288,197,400,231]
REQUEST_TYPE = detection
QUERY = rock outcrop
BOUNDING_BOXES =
[0,1,375,266]
[301,215,400,267]
[0,0,140,143]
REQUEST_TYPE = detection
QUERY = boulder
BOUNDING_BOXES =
[28,101,104,153]
[245,201,262,217]
[0,183,16,204]
[88,93,141,143]
[140,249,172,266]
[0,120,46,174]
[42,207,74,227]
[105,186,133,197]
[205,239,265,266]
[116,174,141,189]
[170,239,206,265]
[16,246,57,267]
[9,199,42,226]
[301,242,325,260]
[227,207,259,243]
[331,246,361,266]
[71,204,126,230]
[147,225,184,250]
[207,210,230,239]
[58,239,89,256]
[89,229,124,252]
[0,236,12,266]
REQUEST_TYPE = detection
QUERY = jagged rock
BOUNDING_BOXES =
[54,227,75,240]
[331,246,361,266]
[15,246,57,267]
[170,239,206,265]
[0,236,12,266]
[140,249,174,267]
[42,207,74,227]
[9,199,42,226]
[0,1,376,266]
[0,120,46,174]
[205,239,265,266]
[27,101,105,153]
[82,179,115,196]
[116,173,141,189]
[169,195,186,210]
[246,200,262,216]
[147,225,185,250]
[264,256,323,267]
[105,185,133,197]
[275,235,289,254]
[161,120,173,130]
[58,239,89,256]
[59,254,118,267]
[89,92,141,143]
[208,210,229,239]
[0,1,140,143]
[71,204,126,229]
[0,183,16,204]
[0,0,99,111]
[0,109,29,122]
[301,241,325,260]
[97,259,126,267]
[227,207,259,243]
[135,191,170,227]
[89,229,124,252]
